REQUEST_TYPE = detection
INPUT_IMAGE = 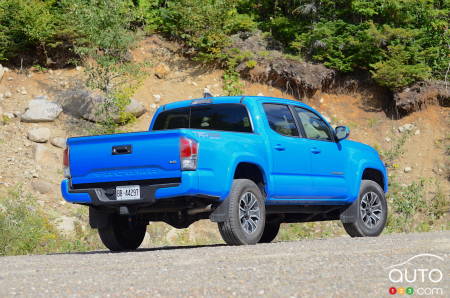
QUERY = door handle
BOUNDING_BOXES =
[310,147,321,154]
[112,145,132,155]
[274,144,286,151]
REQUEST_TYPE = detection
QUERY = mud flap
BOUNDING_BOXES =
[340,199,359,223]
[89,206,111,229]
[209,198,229,223]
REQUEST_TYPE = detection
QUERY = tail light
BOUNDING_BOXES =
[180,137,198,171]
[63,147,71,178]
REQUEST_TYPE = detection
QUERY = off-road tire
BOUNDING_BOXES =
[258,222,280,243]
[98,215,146,252]
[218,179,266,245]
[343,180,387,237]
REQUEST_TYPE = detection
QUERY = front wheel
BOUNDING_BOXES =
[98,215,146,252]
[218,179,266,245]
[258,221,280,243]
[343,180,387,237]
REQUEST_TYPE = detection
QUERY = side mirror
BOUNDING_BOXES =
[335,126,350,141]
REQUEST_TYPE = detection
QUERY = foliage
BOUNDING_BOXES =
[239,0,449,89]
[1,0,447,90]
[0,0,58,62]
[0,188,97,256]
[62,0,144,133]
[157,0,256,63]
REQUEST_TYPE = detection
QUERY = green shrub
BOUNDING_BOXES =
[0,0,57,62]
[0,188,94,256]
[159,0,256,63]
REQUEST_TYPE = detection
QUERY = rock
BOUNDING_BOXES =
[398,123,414,133]
[75,66,82,71]
[56,216,76,235]
[27,127,51,143]
[3,112,15,119]
[7,77,13,81]
[257,93,264,96]
[125,99,146,118]
[31,179,53,194]
[319,97,324,103]
[150,103,157,110]
[404,167,412,173]
[3,112,14,119]
[58,89,146,123]
[414,130,420,135]
[0,64,4,81]
[17,87,27,95]
[153,94,161,103]
[4,91,12,98]
[33,143,48,162]
[50,137,66,149]
[154,63,170,79]
[385,137,391,142]
[21,97,62,122]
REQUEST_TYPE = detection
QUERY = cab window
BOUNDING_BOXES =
[263,104,299,137]
[294,107,333,141]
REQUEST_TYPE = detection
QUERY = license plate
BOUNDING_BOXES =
[116,185,140,201]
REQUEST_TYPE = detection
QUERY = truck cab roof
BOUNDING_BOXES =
[161,96,312,111]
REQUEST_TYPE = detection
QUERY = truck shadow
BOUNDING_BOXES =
[51,243,227,255]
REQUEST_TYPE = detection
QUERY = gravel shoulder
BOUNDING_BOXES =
[0,231,449,297]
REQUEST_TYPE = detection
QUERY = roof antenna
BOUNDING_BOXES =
[203,87,213,98]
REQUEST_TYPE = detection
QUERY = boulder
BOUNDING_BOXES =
[21,96,63,122]
[125,99,146,118]
[58,89,147,123]
[50,137,66,149]
[154,63,170,79]
[27,127,51,143]
[31,179,53,194]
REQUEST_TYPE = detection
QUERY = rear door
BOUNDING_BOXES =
[292,106,348,200]
[262,103,314,201]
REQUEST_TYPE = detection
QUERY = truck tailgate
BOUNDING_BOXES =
[68,131,182,186]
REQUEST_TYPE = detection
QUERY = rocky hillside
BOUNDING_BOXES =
[0,36,448,247]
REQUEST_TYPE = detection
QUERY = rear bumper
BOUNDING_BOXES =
[61,171,217,205]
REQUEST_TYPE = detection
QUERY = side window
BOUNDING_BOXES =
[263,104,299,137]
[294,107,333,141]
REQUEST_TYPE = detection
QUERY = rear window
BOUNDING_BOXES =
[153,103,253,133]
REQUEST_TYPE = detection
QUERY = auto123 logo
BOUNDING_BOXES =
[386,254,446,296]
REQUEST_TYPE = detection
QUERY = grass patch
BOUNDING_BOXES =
[0,187,100,256]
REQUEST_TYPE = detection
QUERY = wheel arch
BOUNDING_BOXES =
[361,168,385,191]
[233,162,268,198]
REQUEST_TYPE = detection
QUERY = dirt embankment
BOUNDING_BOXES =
[0,35,448,243]
[231,31,449,117]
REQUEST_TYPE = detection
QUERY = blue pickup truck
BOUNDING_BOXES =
[61,96,388,251]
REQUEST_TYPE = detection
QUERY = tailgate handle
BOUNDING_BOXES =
[112,145,132,155]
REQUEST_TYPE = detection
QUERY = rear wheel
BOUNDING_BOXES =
[98,215,146,252]
[218,179,266,245]
[258,222,280,243]
[343,180,387,237]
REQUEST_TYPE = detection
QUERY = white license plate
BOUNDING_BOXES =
[116,185,140,201]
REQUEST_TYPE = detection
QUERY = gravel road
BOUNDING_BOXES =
[0,231,448,297]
